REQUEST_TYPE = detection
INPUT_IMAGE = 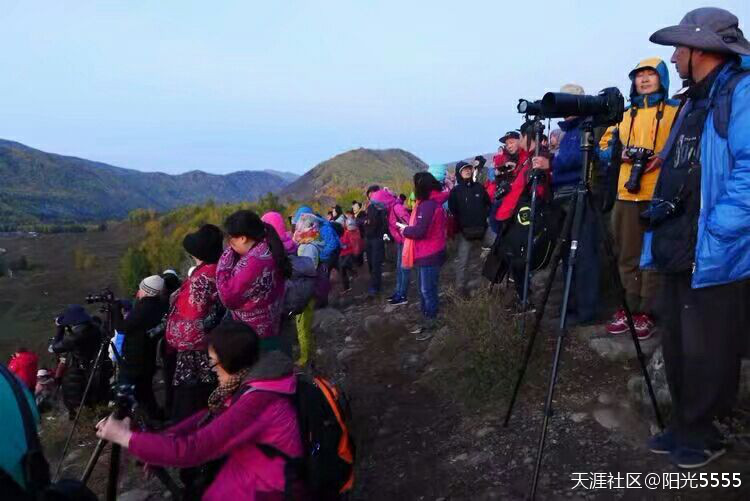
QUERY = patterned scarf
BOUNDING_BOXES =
[206,367,252,415]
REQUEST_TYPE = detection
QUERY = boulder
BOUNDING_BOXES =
[312,307,344,331]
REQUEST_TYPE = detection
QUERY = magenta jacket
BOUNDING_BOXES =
[216,242,286,339]
[370,189,412,245]
[261,212,298,255]
[128,352,302,501]
[402,190,447,266]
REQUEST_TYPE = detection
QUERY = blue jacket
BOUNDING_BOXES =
[551,117,585,189]
[292,206,341,262]
[641,59,750,288]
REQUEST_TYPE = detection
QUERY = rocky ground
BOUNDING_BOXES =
[42,253,750,500]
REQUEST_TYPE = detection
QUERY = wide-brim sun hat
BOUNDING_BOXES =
[650,7,750,56]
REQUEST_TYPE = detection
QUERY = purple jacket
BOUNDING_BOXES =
[128,352,302,501]
[402,190,447,266]
[370,189,411,244]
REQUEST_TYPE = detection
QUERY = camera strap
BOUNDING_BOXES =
[625,101,664,152]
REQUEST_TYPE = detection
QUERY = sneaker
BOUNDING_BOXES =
[648,429,677,455]
[605,308,628,335]
[386,293,398,303]
[633,314,654,340]
[410,324,424,335]
[388,296,408,306]
[670,444,726,469]
[415,331,434,342]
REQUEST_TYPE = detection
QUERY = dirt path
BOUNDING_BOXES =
[313,261,750,500]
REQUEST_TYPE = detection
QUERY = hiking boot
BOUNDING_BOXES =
[670,443,726,469]
[632,314,654,340]
[388,296,408,306]
[648,429,677,455]
[605,308,628,335]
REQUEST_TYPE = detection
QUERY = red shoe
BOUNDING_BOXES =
[605,308,628,335]
[634,314,654,340]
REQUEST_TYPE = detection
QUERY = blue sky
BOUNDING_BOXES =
[1,1,748,175]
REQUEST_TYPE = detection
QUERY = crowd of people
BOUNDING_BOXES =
[1,6,750,499]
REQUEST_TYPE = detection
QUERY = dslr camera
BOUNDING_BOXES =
[86,288,115,304]
[624,147,654,194]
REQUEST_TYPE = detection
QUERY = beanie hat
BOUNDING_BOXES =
[139,275,165,297]
[183,224,224,264]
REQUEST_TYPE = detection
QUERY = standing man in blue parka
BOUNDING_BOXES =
[642,7,750,469]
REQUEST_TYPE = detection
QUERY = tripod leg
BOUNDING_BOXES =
[503,196,576,427]
[54,335,109,481]
[530,187,587,500]
[81,438,108,484]
[106,443,122,501]
[588,197,664,429]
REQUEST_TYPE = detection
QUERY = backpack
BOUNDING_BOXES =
[712,64,750,140]
[258,373,355,499]
[283,255,318,316]
[0,363,50,499]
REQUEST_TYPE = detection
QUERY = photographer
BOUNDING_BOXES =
[641,7,750,468]
[114,275,169,420]
[49,305,106,418]
[532,84,601,324]
[96,321,302,500]
[598,58,680,340]
[449,160,491,297]
[166,224,223,422]
[487,131,521,201]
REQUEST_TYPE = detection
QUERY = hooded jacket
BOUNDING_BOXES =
[128,351,302,501]
[402,190,448,265]
[641,58,750,288]
[370,188,411,245]
[261,212,297,255]
[217,242,286,339]
[599,58,681,201]
[291,207,340,262]
[448,164,491,236]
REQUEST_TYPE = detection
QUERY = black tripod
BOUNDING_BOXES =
[501,119,664,499]
[81,384,182,501]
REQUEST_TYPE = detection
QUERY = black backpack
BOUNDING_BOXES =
[257,373,355,499]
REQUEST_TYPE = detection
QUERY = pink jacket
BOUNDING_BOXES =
[129,354,302,501]
[216,242,286,339]
[369,189,411,244]
[402,190,447,265]
[261,212,298,255]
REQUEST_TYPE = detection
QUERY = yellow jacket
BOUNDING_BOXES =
[599,57,680,202]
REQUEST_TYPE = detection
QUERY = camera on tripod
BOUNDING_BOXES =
[86,288,115,305]
[624,147,654,194]
[112,383,137,419]
[541,87,625,126]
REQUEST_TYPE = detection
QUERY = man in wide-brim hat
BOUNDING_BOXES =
[641,7,750,470]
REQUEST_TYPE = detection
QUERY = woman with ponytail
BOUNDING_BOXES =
[217,210,292,353]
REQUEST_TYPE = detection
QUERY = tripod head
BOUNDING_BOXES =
[111,384,137,420]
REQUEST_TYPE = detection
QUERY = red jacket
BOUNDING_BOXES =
[8,351,39,390]
[494,149,549,222]
[340,229,364,257]
[166,263,219,352]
